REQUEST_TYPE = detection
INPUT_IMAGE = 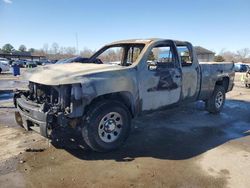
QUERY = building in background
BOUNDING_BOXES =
[194,46,215,62]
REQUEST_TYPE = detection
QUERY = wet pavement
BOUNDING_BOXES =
[0,80,28,91]
[0,91,14,101]
[0,72,249,188]
[0,70,28,91]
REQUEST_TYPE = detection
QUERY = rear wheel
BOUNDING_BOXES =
[205,85,225,114]
[82,100,131,152]
[0,68,2,74]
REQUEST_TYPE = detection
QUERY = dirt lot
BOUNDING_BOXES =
[0,71,249,188]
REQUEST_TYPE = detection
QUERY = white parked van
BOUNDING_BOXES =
[0,58,10,73]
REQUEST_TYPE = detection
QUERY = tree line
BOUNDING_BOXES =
[0,43,95,60]
[1,43,249,63]
[214,48,250,63]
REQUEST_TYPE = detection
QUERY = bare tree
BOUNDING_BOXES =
[219,48,250,63]
[80,48,94,58]
[51,42,59,54]
[236,48,250,62]
[32,49,46,57]
[43,43,49,54]
[219,50,236,62]
[65,47,76,55]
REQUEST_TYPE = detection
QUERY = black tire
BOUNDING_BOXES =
[0,68,2,74]
[82,100,131,152]
[205,85,225,114]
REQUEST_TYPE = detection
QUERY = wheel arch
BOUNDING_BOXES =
[85,91,136,118]
[215,76,229,92]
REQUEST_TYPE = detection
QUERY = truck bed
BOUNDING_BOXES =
[198,62,235,100]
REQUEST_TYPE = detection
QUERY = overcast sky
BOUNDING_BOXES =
[0,0,250,54]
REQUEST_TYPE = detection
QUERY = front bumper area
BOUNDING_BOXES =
[14,96,53,138]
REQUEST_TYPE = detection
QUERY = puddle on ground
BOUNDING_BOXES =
[223,121,250,139]
[0,91,14,100]
[0,80,28,90]
[225,100,250,110]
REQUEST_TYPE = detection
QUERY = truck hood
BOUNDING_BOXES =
[26,63,123,85]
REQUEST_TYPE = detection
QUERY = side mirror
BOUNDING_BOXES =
[147,61,157,71]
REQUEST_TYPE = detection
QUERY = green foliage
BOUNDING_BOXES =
[28,48,35,53]
[2,43,14,53]
[214,55,225,62]
[18,45,27,52]
[148,51,155,61]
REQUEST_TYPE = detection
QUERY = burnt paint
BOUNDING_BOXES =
[17,39,235,124]
[147,67,179,92]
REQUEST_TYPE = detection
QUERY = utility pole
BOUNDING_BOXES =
[75,32,79,55]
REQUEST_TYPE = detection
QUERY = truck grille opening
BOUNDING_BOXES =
[28,82,59,104]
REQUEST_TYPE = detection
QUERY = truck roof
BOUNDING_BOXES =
[108,38,189,46]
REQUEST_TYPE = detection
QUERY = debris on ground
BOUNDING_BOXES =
[25,148,45,152]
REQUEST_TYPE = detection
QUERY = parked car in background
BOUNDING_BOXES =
[26,60,37,68]
[234,63,249,72]
[41,60,54,66]
[0,58,9,63]
[13,60,27,68]
[39,59,53,66]
[55,56,89,64]
[50,60,58,64]
[34,60,43,66]
[8,59,15,66]
[0,58,10,73]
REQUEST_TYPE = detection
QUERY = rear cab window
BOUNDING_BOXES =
[177,46,193,67]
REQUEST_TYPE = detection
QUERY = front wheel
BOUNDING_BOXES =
[205,85,225,114]
[82,100,131,152]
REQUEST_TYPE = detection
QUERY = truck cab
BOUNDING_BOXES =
[14,39,235,152]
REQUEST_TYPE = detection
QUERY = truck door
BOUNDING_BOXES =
[138,41,182,111]
[176,43,200,101]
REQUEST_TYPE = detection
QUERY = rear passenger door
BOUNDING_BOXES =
[176,44,200,101]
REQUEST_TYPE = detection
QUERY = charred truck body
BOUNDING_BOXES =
[14,39,235,152]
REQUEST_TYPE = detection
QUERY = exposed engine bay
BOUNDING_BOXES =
[13,82,85,137]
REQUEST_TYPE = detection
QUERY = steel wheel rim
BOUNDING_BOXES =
[98,112,123,143]
[215,91,223,108]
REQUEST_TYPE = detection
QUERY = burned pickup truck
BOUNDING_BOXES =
[14,39,235,152]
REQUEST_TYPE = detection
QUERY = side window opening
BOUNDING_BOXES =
[98,47,124,65]
[127,46,143,66]
[94,44,145,66]
[177,46,192,67]
[147,45,176,71]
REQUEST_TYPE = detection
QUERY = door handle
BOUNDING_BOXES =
[175,75,181,78]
